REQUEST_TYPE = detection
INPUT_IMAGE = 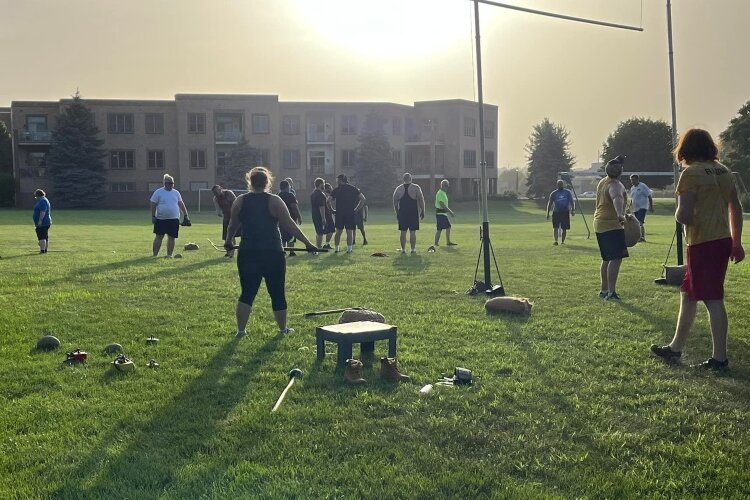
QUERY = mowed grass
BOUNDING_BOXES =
[2,200,750,499]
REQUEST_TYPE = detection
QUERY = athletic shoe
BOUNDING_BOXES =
[346,249,353,254]
[334,248,340,253]
[639,237,646,242]
[553,242,558,246]
[604,292,621,301]
[235,330,247,338]
[397,248,405,254]
[288,251,296,256]
[447,242,458,246]
[692,358,728,371]
[164,255,174,259]
[410,249,417,254]
[598,290,608,299]
[650,344,682,361]
[323,244,332,250]
[363,239,368,245]
[279,327,295,336]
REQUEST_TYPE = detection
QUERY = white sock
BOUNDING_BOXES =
[347,245,353,252]
[335,245,340,251]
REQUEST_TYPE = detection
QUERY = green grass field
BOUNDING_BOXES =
[2,201,750,499]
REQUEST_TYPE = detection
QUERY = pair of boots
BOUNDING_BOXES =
[345,357,409,385]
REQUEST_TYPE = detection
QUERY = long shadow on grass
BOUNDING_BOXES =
[52,335,282,498]
[392,253,430,272]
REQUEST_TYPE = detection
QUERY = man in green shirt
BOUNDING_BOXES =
[434,179,456,246]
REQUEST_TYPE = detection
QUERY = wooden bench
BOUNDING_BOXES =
[316,321,397,367]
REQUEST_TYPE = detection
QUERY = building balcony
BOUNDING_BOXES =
[17,130,52,145]
[405,134,445,146]
[307,133,334,144]
[215,130,243,144]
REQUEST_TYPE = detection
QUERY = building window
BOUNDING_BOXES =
[111,182,135,192]
[464,117,476,137]
[145,113,164,134]
[190,149,206,169]
[463,150,477,168]
[485,150,496,167]
[484,121,496,139]
[283,149,300,169]
[392,117,402,136]
[216,151,231,167]
[258,149,270,167]
[252,114,270,134]
[405,118,416,137]
[423,118,438,133]
[405,150,415,169]
[27,151,47,167]
[392,149,402,166]
[110,150,135,169]
[190,181,208,192]
[342,150,356,168]
[188,113,206,134]
[147,150,165,170]
[283,115,300,135]
[341,115,357,135]
[108,113,134,134]
[26,115,48,131]
[310,151,325,175]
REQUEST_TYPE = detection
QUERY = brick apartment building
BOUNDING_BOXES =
[8,94,498,208]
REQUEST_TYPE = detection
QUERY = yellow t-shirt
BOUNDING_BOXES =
[594,177,627,233]
[676,160,735,246]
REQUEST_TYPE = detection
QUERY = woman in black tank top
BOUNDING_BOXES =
[224,167,316,338]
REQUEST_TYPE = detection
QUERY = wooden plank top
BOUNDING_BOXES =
[317,321,395,335]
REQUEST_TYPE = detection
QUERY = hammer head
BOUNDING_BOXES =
[288,368,304,379]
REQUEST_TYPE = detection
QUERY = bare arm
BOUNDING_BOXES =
[177,200,189,219]
[546,195,553,217]
[675,192,695,226]
[393,186,401,214]
[353,193,366,213]
[363,205,368,221]
[150,202,158,218]
[225,196,244,245]
[213,197,223,217]
[416,186,426,218]
[729,187,745,263]
[608,183,626,222]
[269,195,315,248]
[648,195,654,213]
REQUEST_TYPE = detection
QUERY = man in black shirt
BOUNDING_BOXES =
[278,180,301,255]
[328,174,366,254]
[310,177,331,249]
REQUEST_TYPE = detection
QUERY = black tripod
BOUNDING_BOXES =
[468,232,505,296]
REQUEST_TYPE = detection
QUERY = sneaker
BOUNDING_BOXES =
[322,244,332,250]
[397,248,405,254]
[346,249,353,254]
[363,240,368,246]
[334,248,340,253]
[447,242,458,246]
[288,251,296,257]
[598,290,608,299]
[553,241,558,246]
[164,255,174,259]
[235,330,247,338]
[604,292,621,301]
[410,249,417,254]
[650,344,682,361]
[279,327,295,336]
[692,358,728,371]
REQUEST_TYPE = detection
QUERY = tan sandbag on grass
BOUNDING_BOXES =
[664,265,686,285]
[339,309,386,324]
[184,242,200,250]
[485,297,533,316]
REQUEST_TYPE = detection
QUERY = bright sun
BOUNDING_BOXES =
[290,0,470,59]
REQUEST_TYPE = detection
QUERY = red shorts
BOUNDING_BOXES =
[681,237,732,301]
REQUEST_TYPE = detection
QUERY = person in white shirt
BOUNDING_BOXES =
[150,173,190,258]
[629,174,654,242]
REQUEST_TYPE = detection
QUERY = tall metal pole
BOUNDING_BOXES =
[474,0,492,286]
[667,0,683,265]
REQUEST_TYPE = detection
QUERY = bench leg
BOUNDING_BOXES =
[361,341,375,357]
[316,334,325,360]
[337,341,353,368]
[388,335,397,358]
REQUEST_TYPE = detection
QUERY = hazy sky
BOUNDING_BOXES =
[1,0,748,168]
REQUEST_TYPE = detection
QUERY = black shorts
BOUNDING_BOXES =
[634,209,647,224]
[354,212,365,231]
[222,219,242,240]
[237,250,287,311]
[552,211,570,230]
[35,225,50,240]
[596,229,629,261]
[154,218,179,238]
[335,211,356,230]
[312,214,326,235]
[398,214,419,231]
[436,213,451,230]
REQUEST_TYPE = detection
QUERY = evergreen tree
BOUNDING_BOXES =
[223,141,261,189]
[524,118,575,199]
[601,117,673,188]
[353,111,395,205]
[720,101,750,184]
[0,121,12,206]
[46,92,107,207]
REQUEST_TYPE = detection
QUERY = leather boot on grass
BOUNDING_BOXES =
[344,359,367,385]
[380,357,410,383]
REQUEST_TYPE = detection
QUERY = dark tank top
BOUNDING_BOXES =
[398,183,418,219]
[238,192,283,251]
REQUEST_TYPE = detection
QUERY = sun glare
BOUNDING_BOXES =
[290,0,468,59]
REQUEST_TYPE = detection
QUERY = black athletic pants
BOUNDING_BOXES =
[237,250,287,311]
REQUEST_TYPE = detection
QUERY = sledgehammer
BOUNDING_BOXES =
[271,368,303,413]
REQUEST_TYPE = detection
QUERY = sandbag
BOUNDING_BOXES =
[485,297,533,316]
[664,265,686,286]
[339,309,385,324]
[624,216,641,247]
[184,242,200,250]
[37,335,61,350]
